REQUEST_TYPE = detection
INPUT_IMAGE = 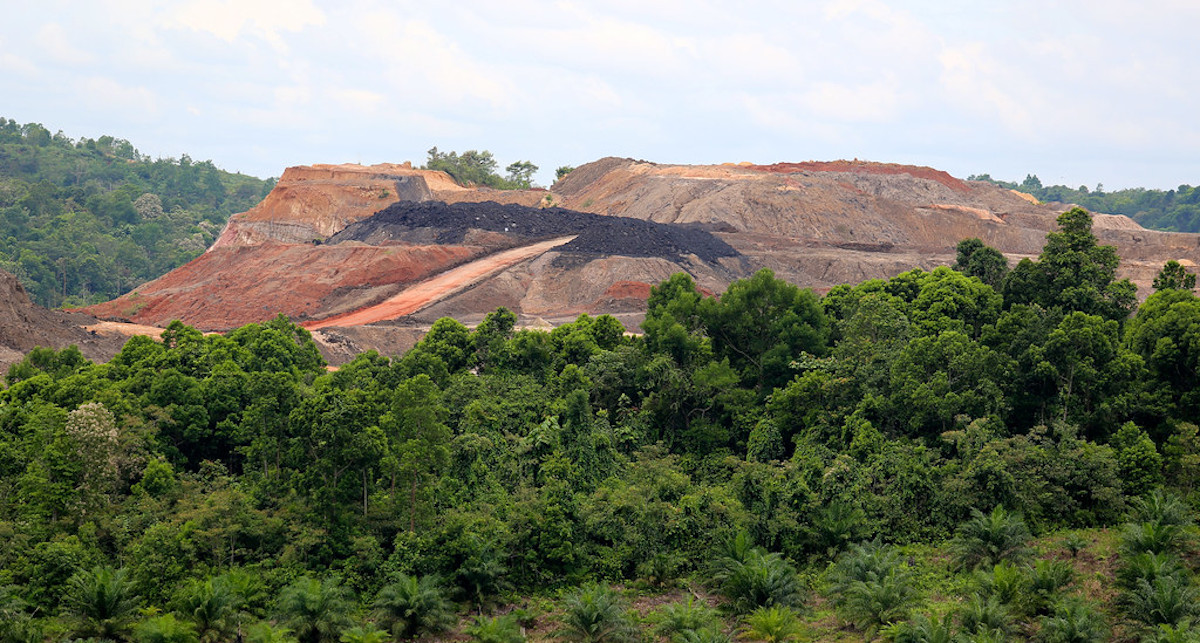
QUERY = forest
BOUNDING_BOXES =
[3,208,1200,642]
[970,173,1200,234]
[0,117,274,308]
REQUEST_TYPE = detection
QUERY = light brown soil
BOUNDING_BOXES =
[304,236,576,329]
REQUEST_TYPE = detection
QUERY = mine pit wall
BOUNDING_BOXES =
[211,165,440,249]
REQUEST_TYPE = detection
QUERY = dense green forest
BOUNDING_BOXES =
[3,208,1200,642]
[0,117,274,308]
[969,172,1200,233]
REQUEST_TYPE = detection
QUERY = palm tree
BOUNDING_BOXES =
[1028,559,1076,616]
[1140,622,1200,643]
[1130,490,1193,528]
[1123,576,1200,628]
[175,576,244,643]
[555,583,635,643]
[61,566,141,642]
[1037,599,1109,643]
[650,597,720,639]
[740,606,803,643]
[882,614,955,643]
[840,568,917,635]
[465,613,525,643]
[133,614,199,643]
[1117,552,1187,590]
[245,621,296,643]
[949,507,1032,571]
[338,625,389,643]
[957,595,1013,639]
[1121,522,1189,558]
[714,549,804,615]
[373,574,455,640]
[274,577,353,643]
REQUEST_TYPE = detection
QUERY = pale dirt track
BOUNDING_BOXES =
[303,236,576,330]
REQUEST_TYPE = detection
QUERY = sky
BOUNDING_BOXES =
[2,0,1198,190]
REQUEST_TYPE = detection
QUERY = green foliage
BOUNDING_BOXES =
[954,238,1009,289]
[882,613,956,643]
[949,507,1033,571]
[372,574,455,640]
[556,583,636,643]
[740,605,804,643]
[134,614,200,643]
[1123,575,1200,628]
[712,538,804,614]
[423,147,539,190]
[972,173,1200,235]
[649,597,720,639]
[700,267,829,392]
[274,577,353,643]
[0,116,272,307]
[61,566,140,641]
[338,625,389,643]
[465,613,526,643]
[839,566,918,634]
[1036,598,1109,643]
[956,594,1013,639]
[1155,261,1198,292]
[1003,207,1137,321]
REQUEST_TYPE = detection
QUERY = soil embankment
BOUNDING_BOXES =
[305,236,577,329]
[0,270,128,373]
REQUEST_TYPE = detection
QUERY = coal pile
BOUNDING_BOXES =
[329,201,740,264]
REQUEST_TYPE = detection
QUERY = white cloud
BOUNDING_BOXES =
[163,0,325,52]
[36,23,96,65]
[81,76,160,116]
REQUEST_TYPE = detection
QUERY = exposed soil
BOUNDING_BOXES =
[304,236,577,329]
[747,159,971,192]
[0,270,129,373]
[85,243,481,330]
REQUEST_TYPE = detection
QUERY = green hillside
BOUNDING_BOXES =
[0,117,273,308]
[3,209,1200,641]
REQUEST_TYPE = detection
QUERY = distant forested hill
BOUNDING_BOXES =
[0,117,274,307]
[971,172,1200,232]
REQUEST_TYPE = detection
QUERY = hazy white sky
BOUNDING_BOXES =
[3,0,1198,189]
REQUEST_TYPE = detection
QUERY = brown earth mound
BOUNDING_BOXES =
[86,243,480,330]
[746,160,970,192]
[0,270,128,373]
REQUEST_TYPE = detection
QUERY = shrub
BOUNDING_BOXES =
[1123,576,1200,628]
[61,566,141,642]
[465,613,525,643]
[556,583,636,643]
[949,507,1032,571]
[840,569,918,635]
[882,613,955,643]
[134,614,199,643]
[373,574,455,640]
[275,577,353,643]
[715,549,805,614]
[650,597,720,639]
[1037,598,1108,643]
[741,606,803,643]
[957,595,1012,639]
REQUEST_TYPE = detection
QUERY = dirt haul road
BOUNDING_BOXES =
[303,236,577,330]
